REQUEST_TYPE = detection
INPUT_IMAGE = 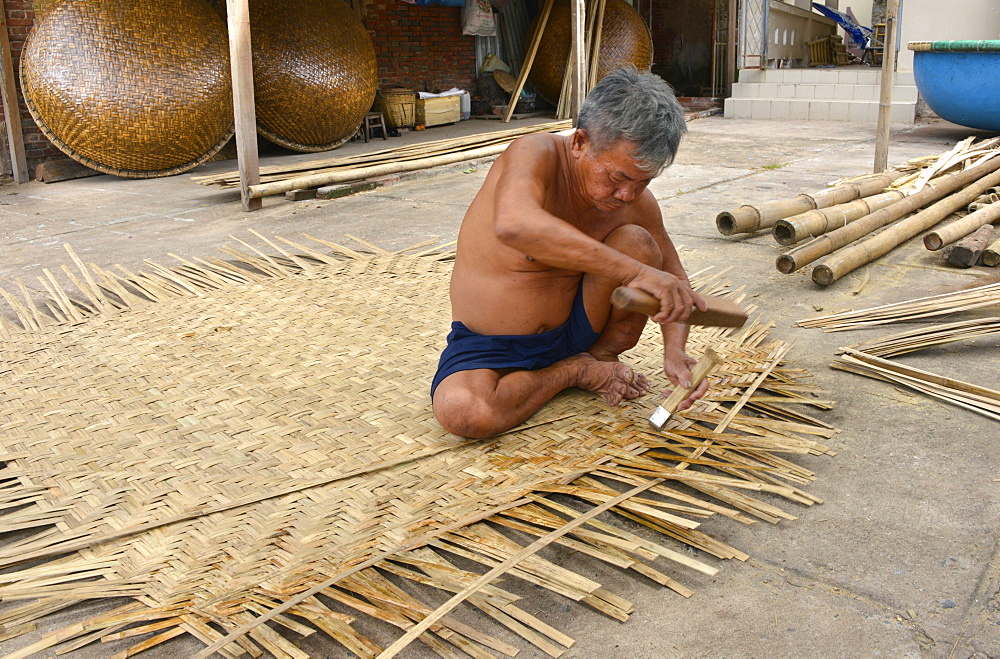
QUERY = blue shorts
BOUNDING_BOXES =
[431,285,601,398]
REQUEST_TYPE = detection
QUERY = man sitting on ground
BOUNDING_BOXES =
[431,66,708,439]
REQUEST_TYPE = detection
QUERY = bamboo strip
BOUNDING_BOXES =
[780,160,1000,275]
[796,281,1000,330]
[376,479,663,658]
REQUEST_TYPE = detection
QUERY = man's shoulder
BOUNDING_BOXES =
[505,131,567,161]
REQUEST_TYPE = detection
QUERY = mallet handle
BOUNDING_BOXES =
[611,287,748,328]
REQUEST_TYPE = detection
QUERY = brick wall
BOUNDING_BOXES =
[1,0,63,177]
[364,2,478,93]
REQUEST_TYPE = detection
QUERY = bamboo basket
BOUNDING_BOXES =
[376,89,417,129]
[19,0,234,178]
[250,0,377,152]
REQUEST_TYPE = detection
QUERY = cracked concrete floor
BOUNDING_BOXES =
[1,116,998,658]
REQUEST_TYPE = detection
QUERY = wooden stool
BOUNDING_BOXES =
[360,112,387,142]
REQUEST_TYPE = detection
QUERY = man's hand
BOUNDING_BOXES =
[624,266,707,324]
[662,346,710,411]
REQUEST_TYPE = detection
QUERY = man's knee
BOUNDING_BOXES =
[603,225,662,267]
[433,385,503,439]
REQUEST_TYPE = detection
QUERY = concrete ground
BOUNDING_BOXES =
[1,115,998,658]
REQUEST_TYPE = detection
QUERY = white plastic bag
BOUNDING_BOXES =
[462,0,496,36]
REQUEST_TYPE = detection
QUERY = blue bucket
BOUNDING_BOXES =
[910,40,1000,132]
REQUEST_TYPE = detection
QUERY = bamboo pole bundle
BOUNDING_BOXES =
[945,224,996,267]
[772,190,905,246]
[716,169,909,235]
[924,201,1000,250]
[778,159,1000,276]
[796,281,1000,331]
[983,234,1000,266]
[194,120,573,187]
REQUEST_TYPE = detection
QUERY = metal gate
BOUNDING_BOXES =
[739,0,768,69]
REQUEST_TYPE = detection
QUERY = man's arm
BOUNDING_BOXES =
[492,137,697,323]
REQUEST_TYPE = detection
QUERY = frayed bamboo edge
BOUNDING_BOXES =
[0,234,458,337]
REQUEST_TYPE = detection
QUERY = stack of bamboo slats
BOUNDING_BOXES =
[717,137,1000,286]
[796,284,1000,420]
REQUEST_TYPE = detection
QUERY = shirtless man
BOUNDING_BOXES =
[431,67,708,439]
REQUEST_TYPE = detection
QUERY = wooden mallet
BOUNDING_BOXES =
[610,286,748,328]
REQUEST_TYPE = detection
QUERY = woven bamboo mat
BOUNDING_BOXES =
[0,236,837,658]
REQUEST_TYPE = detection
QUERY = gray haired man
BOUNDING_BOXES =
[431,66,707,438]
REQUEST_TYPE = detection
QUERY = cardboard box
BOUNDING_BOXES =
[416,96,461,127]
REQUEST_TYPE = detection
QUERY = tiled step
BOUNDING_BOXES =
[724,97,916,123]
[731,81,918,103]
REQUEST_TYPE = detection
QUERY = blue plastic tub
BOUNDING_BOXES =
[909,40,1000,132]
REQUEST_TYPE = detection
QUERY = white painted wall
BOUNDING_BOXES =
[897,0,1000,71]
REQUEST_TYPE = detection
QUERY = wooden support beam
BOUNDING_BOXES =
[0,8,28,183]
[873,0,899,173]
[226,0,261,211]
[569,0,587,119]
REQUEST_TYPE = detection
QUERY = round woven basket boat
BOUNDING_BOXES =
[527,0,653,106]
[20,0,234,179]
[250,0,378,152]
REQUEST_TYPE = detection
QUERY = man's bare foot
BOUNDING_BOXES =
[568,353,649,406]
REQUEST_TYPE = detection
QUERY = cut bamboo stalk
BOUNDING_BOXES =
[923,202,1000,250]
[772,190,905,245]
[873,0,898,172]
[983,234,1000,266]
[945,224,995,268]
[716,170,908,235]
[781,159,1000,275]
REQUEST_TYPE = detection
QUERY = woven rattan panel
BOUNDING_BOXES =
[250,0,378,152]
[0,239,835,657]
[20,0,234,178]
[527,0,653,105]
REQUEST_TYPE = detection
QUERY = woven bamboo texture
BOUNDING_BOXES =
[0,236,836,658]
[19,0,235,178]
[527,0,652,105]
[250,0,378,152]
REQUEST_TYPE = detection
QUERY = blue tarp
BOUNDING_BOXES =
[811,3,874,48]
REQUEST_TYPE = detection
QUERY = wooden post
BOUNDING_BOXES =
[727,0,737,97]
[873,0,899,173]
[569,0,587,119]
[0,9,28,183]
[226,0,261,211]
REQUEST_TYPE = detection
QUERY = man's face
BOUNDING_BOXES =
[577,135,654,212]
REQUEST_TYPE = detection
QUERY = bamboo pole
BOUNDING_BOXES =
[587,0,606,91]
[227,0,262,212]
[716,170,908,235]
[569,0,587,119]
[873,0,899,173]
[772,190,905,245]
[924,202,1000,250]
[778,159,1000,275]
[945,224,995,268]
[503,0,555,123]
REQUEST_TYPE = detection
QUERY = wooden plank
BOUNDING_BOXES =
[35,158,100,183]
[226,0,262,211]
[0,8,28,183]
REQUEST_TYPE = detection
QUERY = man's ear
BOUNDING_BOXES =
[569,128,589,159]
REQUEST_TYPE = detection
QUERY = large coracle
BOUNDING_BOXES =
[20,0,234,178]
[527,0,653,105]
[250,0,378,152]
